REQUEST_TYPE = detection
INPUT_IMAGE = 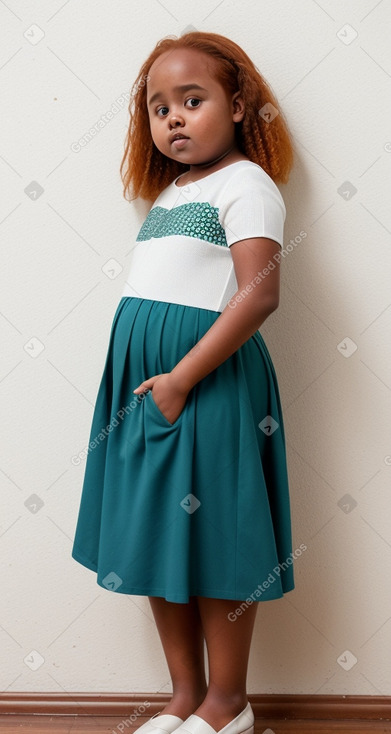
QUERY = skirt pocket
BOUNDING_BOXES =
[144,387,185,428]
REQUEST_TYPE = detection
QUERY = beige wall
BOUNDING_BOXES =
[2,0,390,698]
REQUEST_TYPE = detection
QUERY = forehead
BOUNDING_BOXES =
[147,48,218,89]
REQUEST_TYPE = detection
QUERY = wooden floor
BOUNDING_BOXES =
[0,716,390,732]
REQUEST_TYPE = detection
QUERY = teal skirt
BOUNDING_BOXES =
[71,296,295,603]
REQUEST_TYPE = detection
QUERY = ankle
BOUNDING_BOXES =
[162,689,208,718]
[173,685,208,701]
[200,692,249,714]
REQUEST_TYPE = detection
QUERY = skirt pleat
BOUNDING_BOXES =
[71,296,295,603]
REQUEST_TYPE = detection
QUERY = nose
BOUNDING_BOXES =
[168,110,185,128]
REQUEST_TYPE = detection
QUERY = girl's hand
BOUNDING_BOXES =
[133,373,189,425]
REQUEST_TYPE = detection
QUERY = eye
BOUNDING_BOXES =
[155,98,201,117]
[186,97,201,108]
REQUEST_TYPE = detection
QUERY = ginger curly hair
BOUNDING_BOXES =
[120,31,294,203]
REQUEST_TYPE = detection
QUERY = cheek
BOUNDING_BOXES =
[195,107,215,128]
[148,118,161,140]
[194,118,213,138]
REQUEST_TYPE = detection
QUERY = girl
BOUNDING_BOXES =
[72,30,295,734]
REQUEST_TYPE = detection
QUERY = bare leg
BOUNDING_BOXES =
[192,597,259,731]
[148,595,208,719]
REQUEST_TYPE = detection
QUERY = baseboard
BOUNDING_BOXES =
[0,693,390,720]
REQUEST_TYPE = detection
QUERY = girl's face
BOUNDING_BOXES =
[146,48,244,167]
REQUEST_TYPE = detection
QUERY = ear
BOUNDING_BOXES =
[232,90,245,122]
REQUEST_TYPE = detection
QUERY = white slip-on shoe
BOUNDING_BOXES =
[172,702,254,734]
[134,710,184,734]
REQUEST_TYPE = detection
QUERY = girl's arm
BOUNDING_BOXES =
[171,236,280,392]
[133,236,282,423]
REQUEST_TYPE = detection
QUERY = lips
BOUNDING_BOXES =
[170,134,189,143]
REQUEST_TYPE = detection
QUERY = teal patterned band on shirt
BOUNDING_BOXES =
[136,202,228,247]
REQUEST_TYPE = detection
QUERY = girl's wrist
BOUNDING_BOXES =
[169,363,197,395]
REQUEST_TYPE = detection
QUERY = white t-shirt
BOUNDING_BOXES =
[120,159,286,312]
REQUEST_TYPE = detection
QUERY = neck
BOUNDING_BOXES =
[190,145,235,170]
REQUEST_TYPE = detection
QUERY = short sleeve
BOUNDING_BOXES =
[219,165,286,248]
